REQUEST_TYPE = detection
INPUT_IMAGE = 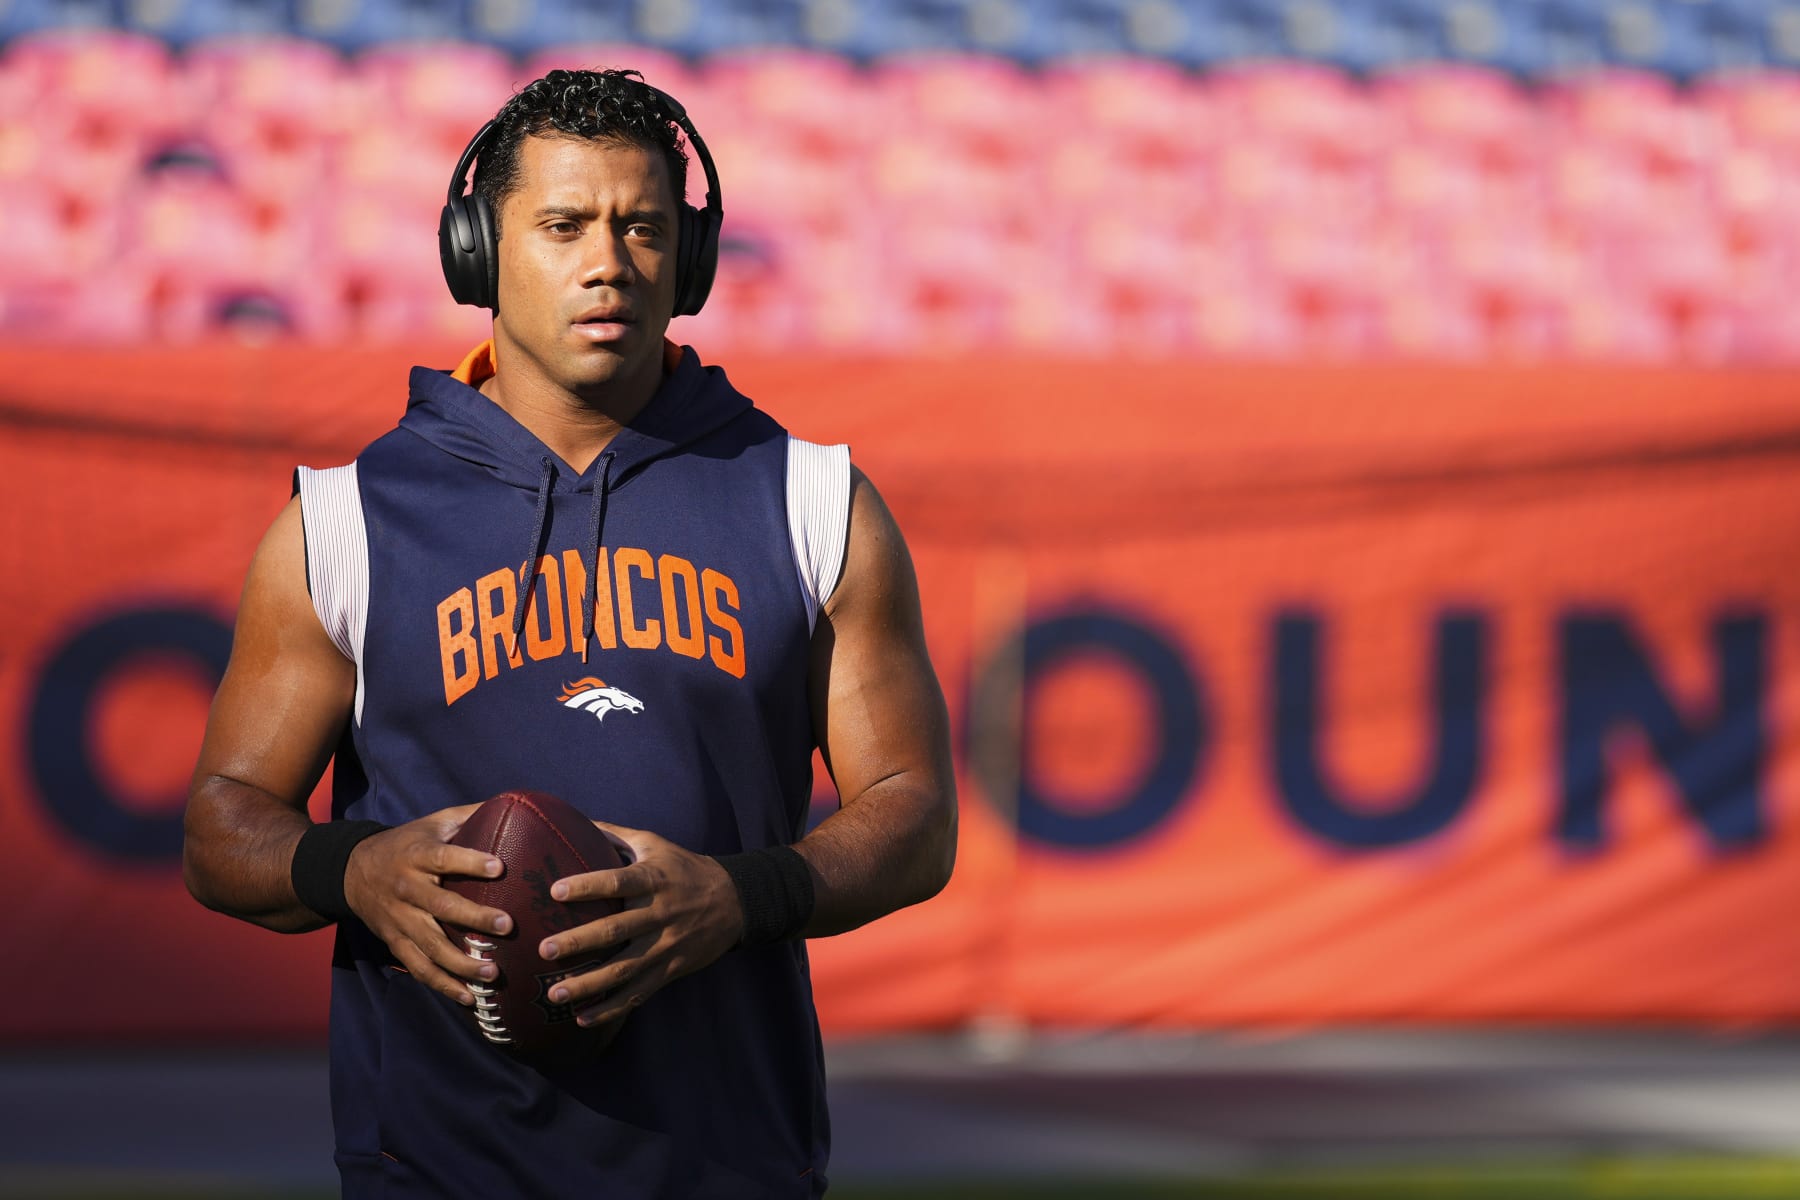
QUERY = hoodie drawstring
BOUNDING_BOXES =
[579,450,615,663]
[506,455,556,661]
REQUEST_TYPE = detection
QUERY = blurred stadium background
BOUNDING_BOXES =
[3,0,1800,1196]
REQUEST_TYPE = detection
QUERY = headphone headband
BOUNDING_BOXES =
[438,79,723,316]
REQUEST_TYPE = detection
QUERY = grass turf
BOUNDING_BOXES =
[11,1160,1800,1199]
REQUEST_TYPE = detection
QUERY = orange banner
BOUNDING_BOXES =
[3,345,1798,1040]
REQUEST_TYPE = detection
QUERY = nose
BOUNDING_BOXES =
[579,229,635,289]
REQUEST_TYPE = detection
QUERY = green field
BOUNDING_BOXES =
[840,1160,1800,1198]
[13,1160,1800,1200]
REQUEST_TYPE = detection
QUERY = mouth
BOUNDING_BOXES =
[573,306,635,326]
[571,309,636,344]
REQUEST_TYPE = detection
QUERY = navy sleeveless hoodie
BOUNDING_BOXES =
[297,343,836,1198]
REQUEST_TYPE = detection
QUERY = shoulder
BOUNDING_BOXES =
[824,465,916,623]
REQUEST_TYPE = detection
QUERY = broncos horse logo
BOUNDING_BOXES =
[557,677,645,723]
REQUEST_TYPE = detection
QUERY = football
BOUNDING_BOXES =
[442,790,627,1062]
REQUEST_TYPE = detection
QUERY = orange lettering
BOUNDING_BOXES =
[659,554,705,660]
[524,555,566,660]
[561,549,617,651]
[437,588,480,704]
[475,566,524,677]
[702,568,745,679]
[614,548,661,650]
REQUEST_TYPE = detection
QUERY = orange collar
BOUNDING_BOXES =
[450,339,497,386]
[451,338,684,387]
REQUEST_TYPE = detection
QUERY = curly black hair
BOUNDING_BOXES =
[474,68,690,238]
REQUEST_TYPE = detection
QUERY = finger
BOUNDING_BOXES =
[574,967,662,1028]
[406,876,513,938]
[548,936,651,1008]
[392,872,510,935]
[428,802,483,828]
[407,910,503,985]
[420,841,504,882]
[552,863,653,903]
[540,907,660,963]
[590,820,659,862]
[389,935,478,1007]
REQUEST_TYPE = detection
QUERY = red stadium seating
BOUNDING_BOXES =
[0,41,1792,360]
[353,42,529,160]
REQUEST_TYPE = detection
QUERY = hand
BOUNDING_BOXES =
[537,822,745,1028]
[342,804,513,1007]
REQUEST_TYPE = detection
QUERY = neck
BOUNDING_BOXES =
[479,332,663,474]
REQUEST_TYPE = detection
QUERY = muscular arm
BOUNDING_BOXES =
[183,496,510,1007]
[183,497,355,932]
[797,466,957,936]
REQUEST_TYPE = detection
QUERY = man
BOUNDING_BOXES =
[183,68,956,1197]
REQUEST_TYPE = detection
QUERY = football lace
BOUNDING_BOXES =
[462,935,512,1045]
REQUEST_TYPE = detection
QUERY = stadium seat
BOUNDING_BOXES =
[1559,290,1675,361]
[1432,218,1571,357]
[1697,70,1800,156]
[470,0,636,57]
[335,125,446,208]
[0,22,1792,361]
[327,183,444,281]
[845,0,975,59]
[1211,63,1391,164]
[1208,137,1372,222]
[674,224,810,353]
[1042,56,1214,151]
[1380,143,1488,229]
[0,182,97,282]
[1353,0,1464,71]
[1377,283,1490,360]
[294,0,472,51]
[157,276,351,342]
[1548,70,1722,170]
[1184,265,1305,358]
[335,267,467,341]
[1519,0,1620,75]
[0,29,182,124]
[1029,0,1146,61]
[122,0,291,46]
[185,39,349,201]
[524,43,695,94]
[353,42,524,158]
[0,0,117,42]
[869,53,1042,152]
[184,37,349,128]
[0,273,153,341]
[129,174,301,277]
[1374,64,1539,155]
[1759,0,1800,71]
[1690,0,1772,73]
[703,46,860,127]
[656,0,821,57]
[1183,0,1301,67]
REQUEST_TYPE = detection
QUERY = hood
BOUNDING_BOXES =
[395,340,754,664]
[398,340,753,494]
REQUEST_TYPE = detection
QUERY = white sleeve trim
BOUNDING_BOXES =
[785,437,851,633]
[296,463,370,726]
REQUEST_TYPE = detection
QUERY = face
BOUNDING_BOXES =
[491,134,680,399]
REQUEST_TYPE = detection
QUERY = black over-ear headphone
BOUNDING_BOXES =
[438,80,723,318]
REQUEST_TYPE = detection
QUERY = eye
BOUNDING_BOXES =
[627,223,660,240]
[547,220,580,235]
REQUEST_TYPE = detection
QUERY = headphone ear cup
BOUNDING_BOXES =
[439,195,492,309]
[472,191,499,311]
[672,202,718,318]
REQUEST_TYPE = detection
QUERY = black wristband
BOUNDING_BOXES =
[713,845,816,948]
[291,820,390,922]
